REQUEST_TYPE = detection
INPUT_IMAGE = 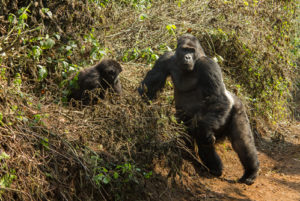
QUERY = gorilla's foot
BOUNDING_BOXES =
[238,171,258,185]
[207,159,223,177]
[209,168,222,177]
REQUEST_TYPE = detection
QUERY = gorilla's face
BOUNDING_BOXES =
[175,34,202,71]
[97,59,122,85]
[103,67,120,84]
[177,46,196,71]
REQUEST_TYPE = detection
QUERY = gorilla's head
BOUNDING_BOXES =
[96,59,123,84]
[175,34,205,71]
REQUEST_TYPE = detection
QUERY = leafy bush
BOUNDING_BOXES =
[0,0,298,200]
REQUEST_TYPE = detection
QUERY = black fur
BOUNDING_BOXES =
[138,34,259,185]
[68,59,122,105]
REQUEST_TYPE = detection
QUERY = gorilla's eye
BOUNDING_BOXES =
[107,70,115,75]
[182,48,195,53]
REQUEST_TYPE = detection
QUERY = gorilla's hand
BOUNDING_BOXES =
[205,132,216,145]
[137,84,145,96]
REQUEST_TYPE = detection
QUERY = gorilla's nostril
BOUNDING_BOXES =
[185,55,191,60]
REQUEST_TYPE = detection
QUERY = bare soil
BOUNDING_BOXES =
[144,124,300,201]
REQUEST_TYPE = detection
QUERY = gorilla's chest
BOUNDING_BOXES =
[170,69,210,116]
[170,70,198,92]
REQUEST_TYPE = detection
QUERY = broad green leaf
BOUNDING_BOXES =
[113,172,119,179]
[40,38,55,49]
[37,65,48,81]
[102,176,110,184]
[0,152,10,160]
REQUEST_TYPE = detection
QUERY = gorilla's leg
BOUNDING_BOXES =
[189,122,222,176]
[228,106,259,185]
[197,142,223,177]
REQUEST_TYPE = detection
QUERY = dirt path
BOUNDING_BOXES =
[146,124,300,201]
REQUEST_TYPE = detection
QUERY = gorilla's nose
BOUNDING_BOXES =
[185,54,192,61]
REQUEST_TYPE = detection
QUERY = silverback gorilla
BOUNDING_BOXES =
[68,59,122,105]
[138,34,259,185]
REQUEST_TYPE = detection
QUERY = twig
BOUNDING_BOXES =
[0,3,33,54]
[0,187,32,200]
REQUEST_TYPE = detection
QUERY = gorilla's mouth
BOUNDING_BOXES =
[183,63,194,71]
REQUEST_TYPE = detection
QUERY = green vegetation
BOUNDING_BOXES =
[0,0,298,200]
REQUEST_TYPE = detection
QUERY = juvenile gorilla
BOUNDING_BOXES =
[68,59,122,105]
[138,34,259,185]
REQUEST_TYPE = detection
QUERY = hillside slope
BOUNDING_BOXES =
[0,0,299,200]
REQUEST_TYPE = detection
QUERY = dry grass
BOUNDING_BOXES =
[0,0,298,200]
[0,63,188,200]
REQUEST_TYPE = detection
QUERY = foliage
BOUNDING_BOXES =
[0,0,298,200]
[0,152,17,197]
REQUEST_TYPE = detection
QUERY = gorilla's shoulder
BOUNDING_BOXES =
[196,56,221,71]
[159,51,175,61]
[197,56,216,64]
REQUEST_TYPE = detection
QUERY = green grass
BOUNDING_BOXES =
[0,0,298,200]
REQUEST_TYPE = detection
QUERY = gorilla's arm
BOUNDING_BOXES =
[113,78,122,94]
[138,52,173,100]
[196,57,225,96]
[192,57,232,144]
